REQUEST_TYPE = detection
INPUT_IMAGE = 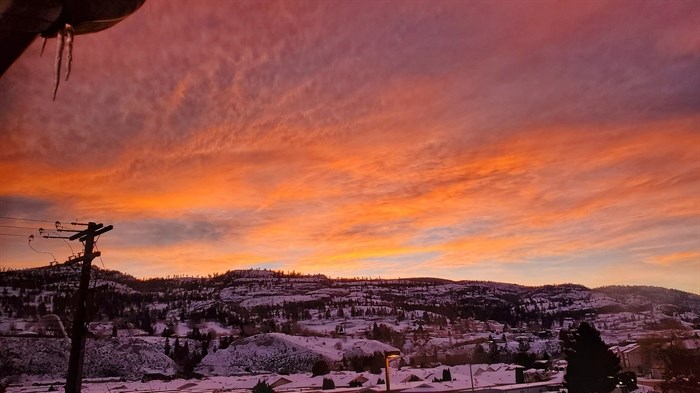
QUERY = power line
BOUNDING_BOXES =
[0,216,57,223]
[28,234,57,262]
[0,225,42,230]
[94,239,107,270]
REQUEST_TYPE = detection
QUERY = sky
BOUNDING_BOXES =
[0,0,699,293]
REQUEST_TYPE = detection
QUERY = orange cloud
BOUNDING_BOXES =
[1,1,698,293]
[650,251,700,266]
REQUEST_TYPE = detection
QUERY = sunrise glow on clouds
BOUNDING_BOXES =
[0,1,698,293]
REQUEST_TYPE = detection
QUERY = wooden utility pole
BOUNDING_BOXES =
[65,222,112,393]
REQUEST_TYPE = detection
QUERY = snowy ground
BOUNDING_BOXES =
[5,366,566,393]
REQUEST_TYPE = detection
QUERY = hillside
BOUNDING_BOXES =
[0,266,698,382]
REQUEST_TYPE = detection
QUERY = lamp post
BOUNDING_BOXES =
[384,350,401,393]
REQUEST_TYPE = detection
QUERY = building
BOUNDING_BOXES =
[611,343,664,379]
[611,343,643,371]
[478,380,564,393]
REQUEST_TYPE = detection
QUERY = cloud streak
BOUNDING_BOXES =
[0,0,698,293]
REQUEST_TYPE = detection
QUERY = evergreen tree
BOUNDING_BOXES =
[513,352,537,369]
[252,381,275,393]
[371,323,380,340]
[471,344,489,364]
[659,345,700,392]
[173,337,181,359]
[349,380,363,388]
[488,339,500,363]
[442,368,452,382]
[201,339,209,358]
[562,322,621,393]
[219,335,232,350]
[368,352,384,374]
[312,359,330,376]
[183,341,190,359]
[164,337,171,356]
[617,372,637,390]
[162,324,175,337]
[322,378,335,390]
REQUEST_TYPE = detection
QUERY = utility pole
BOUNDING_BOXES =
[64,222,112,393]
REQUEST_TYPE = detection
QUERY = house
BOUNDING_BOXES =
[401,382,438,393]
[269,375,324,390]
[562,318,575,329]
[611,343,665,379]
[479,380,564,393]
[681,337,700,353]
[611,343,644,373]
[400,373,425,383]
[269,377,294,389]
[359,388,385,393]
[39,314,68,338]
[334,373,370,387]
[552,360,567,371]
[532,360,550,370]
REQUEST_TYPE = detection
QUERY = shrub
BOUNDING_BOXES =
[349,380,363,388]
[322,378,335,390]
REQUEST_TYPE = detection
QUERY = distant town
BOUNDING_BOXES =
[1,267,698,392]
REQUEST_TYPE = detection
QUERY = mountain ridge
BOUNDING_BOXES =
[2,265,697,298]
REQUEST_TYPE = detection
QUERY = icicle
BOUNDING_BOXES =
[64,24,74,81]
[52,27,66,101]
[51,24,75,100]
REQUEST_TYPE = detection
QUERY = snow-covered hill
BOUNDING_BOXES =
[198,333,397,375]
[0,337,176,380]
[0,266,698,382]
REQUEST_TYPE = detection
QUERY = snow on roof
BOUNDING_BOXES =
[681,338,700,350]
[275,375,324,389]
[269,376,294,388]
[474,367,516,386]
[611,343,641,354]
[75,364,552,393]
[548,371,565,383]
[402,382,437,392]
[332,372,371,386]
[487,379,564,391]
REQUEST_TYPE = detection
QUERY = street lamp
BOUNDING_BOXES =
[384,350,401,393]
